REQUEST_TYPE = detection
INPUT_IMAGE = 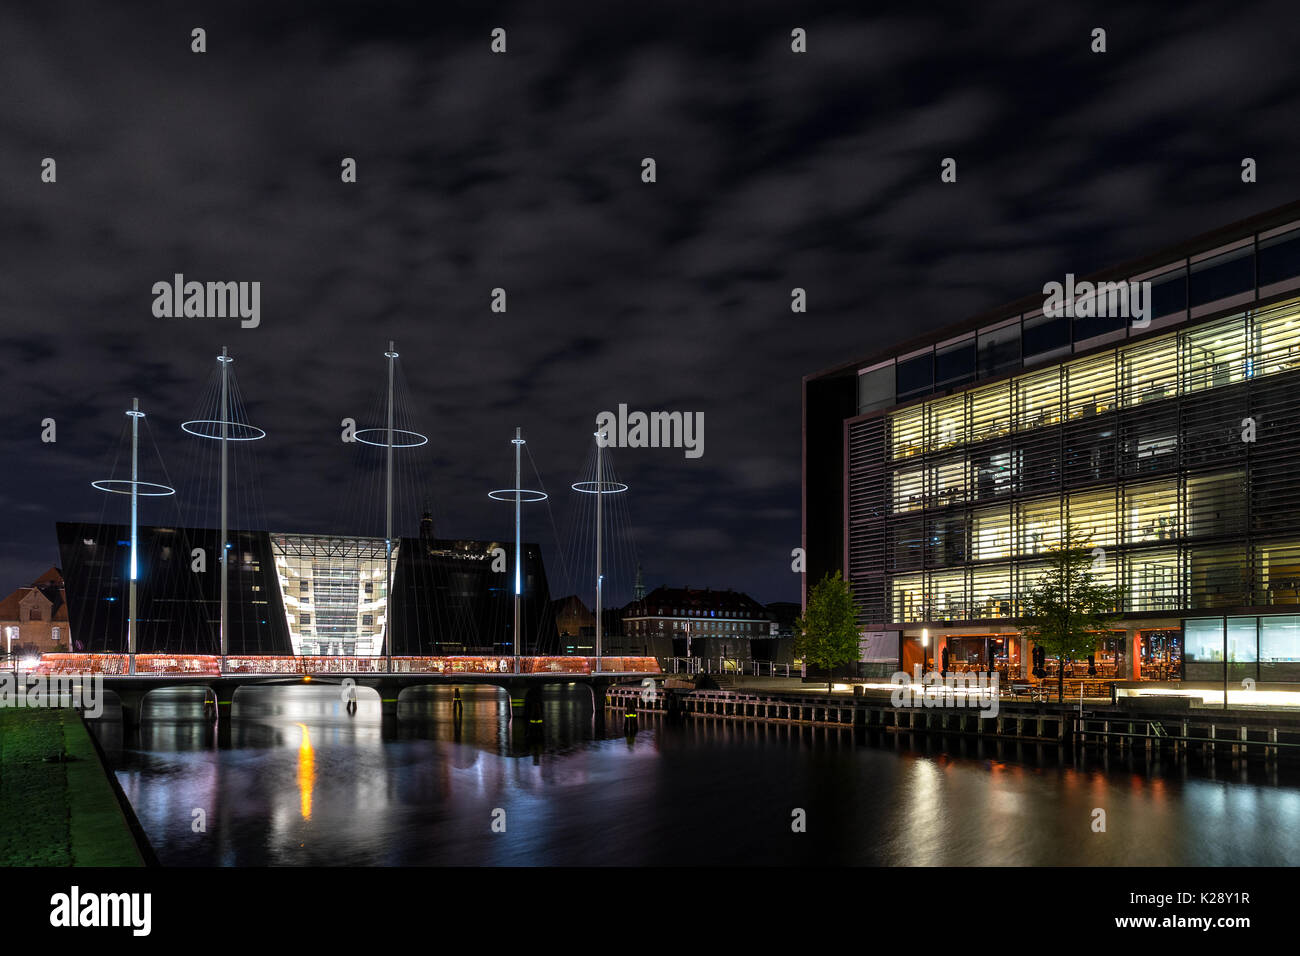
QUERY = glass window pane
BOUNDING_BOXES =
[1023,311,1070,359]
[890,405,925,460]
[1183,617,1224,682]
[1067,489,1117,549]
[1124,483,1180,544]
[1227,617,1258,663]
[1014,368,1061,429]
[1128,549,1181,612]
[935,337,976,388]
[1120,333,1178,406]
[1190,247,1254,307]
[1182,315,1248,393]
[969,381,1012,443]
[1261,616,1300,661]
[1020,499,1062,555]
[1065,353,1116,419]
[857,364,894,415]
[971,506,1013,559]
[1254,297,1300,377]
[978,322,1020,377]
[897,351,933,398]
[1259,229,1300,288]
[1149,268,1187,319]
[926,395,967,453]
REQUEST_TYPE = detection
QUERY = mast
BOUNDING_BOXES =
[384,341,397,673]
[128,398,141,676]
[595,434,603,672]
[513,427,523,671]
[218,347,231,668]
[489,429,546,673]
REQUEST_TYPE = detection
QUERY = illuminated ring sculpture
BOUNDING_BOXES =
[352,428,429,448]
[571,480,629,494]
[91,479,176,496]
[180,420,267,441]
[488,488,548,502]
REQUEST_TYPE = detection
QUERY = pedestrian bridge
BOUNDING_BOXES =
[34,653,662,743]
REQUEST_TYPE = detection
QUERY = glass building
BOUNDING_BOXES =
[803,202,1300,684]
[57,524,557,657]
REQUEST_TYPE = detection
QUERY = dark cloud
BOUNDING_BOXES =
[3,0,1300,606]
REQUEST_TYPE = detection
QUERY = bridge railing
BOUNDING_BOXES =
[665,658,793,678]
[33,653,661,677]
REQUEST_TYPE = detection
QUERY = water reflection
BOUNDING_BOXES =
[90,686,1300,866]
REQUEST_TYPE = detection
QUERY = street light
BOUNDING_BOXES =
[921,627,929,677]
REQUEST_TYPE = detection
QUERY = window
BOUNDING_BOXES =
[971,565,1013,618]
[28,607,41,622]
[1254,298,1300,376]
[300,613,311,626]
[977,321,1020,378]
[968,381,1011,442]
[1184,617,1224,680]
[362,614,373,627]
[1190,246,1254,308]
[857,363,895,415]
[1020,499,1062,554]
[896,351,933,399]
[1124,483,1181,543]
[1182,315,1247,393]
[889,406,925,460]
[1014,368,1061,430]
[51,627,60,642]
[934,337,976,388]
[1022,310,1070,360]
[1128,550,1181,612]
[1064,353,1116,419]
[1148,267,1187,319]
[1067,489,1117,549]
[1258,228,1300,289]
[971,507,1013,559]
[927,395,966,452]
[1261,616,1300,679]
[1120,334,1178,406]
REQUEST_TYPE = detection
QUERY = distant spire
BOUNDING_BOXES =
[634,563,646,601]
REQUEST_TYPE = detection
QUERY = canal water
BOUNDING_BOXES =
[89,685,1300,866]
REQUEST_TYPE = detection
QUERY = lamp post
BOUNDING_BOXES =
[921,627,929,678]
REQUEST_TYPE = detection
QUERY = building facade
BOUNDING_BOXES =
[804,201,1300,684]
[55,522,556,657]
[0,567,70,660]
[622,586,777,665]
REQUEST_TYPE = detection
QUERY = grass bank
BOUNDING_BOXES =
[0,708,145,866]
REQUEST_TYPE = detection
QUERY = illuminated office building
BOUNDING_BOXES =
[803,202,1300,683]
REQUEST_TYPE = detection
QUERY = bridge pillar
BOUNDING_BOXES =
[115,687,146,744]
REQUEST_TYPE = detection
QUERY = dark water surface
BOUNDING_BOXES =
[89,685,1300,865]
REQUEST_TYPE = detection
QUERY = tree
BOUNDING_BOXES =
[1019,529,1121,703]
[794,571,863,692]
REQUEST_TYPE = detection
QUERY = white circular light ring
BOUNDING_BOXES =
[571,481,629,495]
[352,428,429,448]
[181,420,267,441]
[91,479,177,497]
[488,488,548,502]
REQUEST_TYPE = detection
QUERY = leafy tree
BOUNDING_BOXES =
[794,571,863,692]
[1020,529,1121,703]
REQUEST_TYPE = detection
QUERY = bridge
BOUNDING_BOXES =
[34,654,662,744]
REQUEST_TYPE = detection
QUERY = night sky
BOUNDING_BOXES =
[4,1,1300,608]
